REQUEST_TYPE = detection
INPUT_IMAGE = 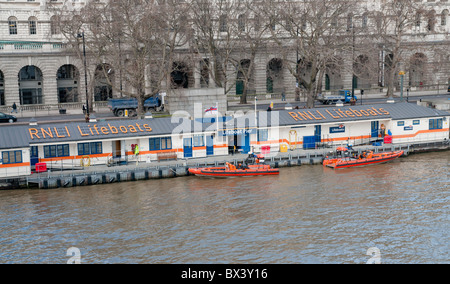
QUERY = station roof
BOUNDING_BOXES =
[0,103,448,150]
[220,102,449,129]
[272,102,450,127]
[0,117,214,149]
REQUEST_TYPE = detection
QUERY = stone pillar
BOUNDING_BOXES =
[144,64,151,96]
[253,55,266,94]
[209,60,216,88]
[42,74,58,105]
[4,73,20,107]
[341,54,354,90]
[194,60,201,89]
[284,62,296,97]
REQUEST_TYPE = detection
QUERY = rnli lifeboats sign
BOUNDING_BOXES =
[288,107,390,122]
[28,122,152,140]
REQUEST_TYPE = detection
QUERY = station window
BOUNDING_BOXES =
[161,137,172,150]
[149,137,172,151]
[44,144,70,158]
[149,138,161,151]
[429,118,443,130]
[77,142,102,155]
[193,135,204,147]
[31,146,38,158]
[1,150,22,164]
[258,129,268,141]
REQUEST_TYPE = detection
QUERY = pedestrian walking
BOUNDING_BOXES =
[11,102,17,114]
[82,104,86,114]
[281,91,286,101]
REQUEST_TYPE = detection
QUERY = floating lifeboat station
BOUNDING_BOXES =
[0,102,448,187]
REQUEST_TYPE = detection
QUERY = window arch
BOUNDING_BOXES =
[238,14,246,32]
[18,65,44,105]
[347,13,353,31]
[219,15,227,32]
[28,17,38,35]
[8,17,18,35]
[426,10,436,32]
[362,12,369,29]
[442,9,449,26]
[409,53,427,87]
[50,16,60,35]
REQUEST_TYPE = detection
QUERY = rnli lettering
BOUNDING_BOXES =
[77,123,151,137]
[289,107,390,122]
[29,126,71,140]
[29,123,152,140]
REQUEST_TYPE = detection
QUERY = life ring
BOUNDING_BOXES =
[80,155,91,167]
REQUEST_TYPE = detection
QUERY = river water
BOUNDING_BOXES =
[0,152,448,264]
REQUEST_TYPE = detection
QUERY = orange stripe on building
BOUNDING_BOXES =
[0,162,31,168]
[39,153,111,162]
[392,128,449,139]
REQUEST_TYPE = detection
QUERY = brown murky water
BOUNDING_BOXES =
[0,152,448,263]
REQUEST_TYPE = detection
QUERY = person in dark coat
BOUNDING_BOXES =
[11,102,17,113]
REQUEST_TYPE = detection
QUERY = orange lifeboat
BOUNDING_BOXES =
[188,162,279,177]
[323,150,404,169]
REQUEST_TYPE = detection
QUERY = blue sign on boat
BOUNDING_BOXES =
[404,126,413,131]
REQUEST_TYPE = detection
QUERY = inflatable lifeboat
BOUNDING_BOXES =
[189,162,279,177]
[323,148,404,169]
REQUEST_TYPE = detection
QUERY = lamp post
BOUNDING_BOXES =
[399,71,405,102]
[77,31,89,117]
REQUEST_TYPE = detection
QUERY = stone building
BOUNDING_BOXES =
[0,0,449,111]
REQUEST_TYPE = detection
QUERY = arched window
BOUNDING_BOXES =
[8,17,18,35]
[426,10,436,32]
[50,16,60,35]
[442,10,449,26]
[219,15,227,32]
[347,13,353,31]
[238,14,246,32]
[415,12,421,27]
[409,53,427,87]
[57,65,80,103]
[362,13,369,29]
[29,17,38,35]
[18,66,44,105]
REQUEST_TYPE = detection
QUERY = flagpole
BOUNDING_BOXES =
[255,96,257,128]
[216,101,219,133]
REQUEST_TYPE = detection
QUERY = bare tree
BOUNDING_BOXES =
[267,0,355,108]
[231,0,273,104]
[189,0,242,99]
[49,0,191,117]
[47,1,96,113]
[374,0,427,97]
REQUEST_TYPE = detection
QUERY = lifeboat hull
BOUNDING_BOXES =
[323,150,404,169]
[188,165,279,177]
